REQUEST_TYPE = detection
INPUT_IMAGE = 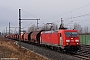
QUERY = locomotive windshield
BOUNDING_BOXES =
[65,32,78,37]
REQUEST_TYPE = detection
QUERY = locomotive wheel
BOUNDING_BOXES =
[53,46,57,51]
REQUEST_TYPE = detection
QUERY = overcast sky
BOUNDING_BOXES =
[0,0,90,33]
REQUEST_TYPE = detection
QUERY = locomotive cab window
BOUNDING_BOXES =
[65,32,78,37]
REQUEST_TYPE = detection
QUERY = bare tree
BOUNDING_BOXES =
[51,23,58,30]
[56,25,58,30]
[74,23,82,34]
[84,26,88,34]
[40,23,58,31]
[28,25,37,32]
[41,24,50,30]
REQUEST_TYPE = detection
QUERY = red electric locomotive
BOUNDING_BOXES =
[40,29,80,52]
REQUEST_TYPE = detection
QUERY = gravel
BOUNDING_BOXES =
[20,42,84,60]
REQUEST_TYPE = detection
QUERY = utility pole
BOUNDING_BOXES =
[9,22,10,35]
[37,19,39,29]
[6,27,7,35]
[19,9,21,48]
[18,9,40,48]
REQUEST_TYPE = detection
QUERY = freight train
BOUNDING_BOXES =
[6,29,81,52]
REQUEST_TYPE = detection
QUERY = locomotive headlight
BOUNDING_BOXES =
[66,43,69,45]
[77,43,79,45]
[75,40,79,42]
[66,40,70,42]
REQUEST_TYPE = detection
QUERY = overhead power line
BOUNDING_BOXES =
[22,23,33,29]
[66,13,90,20]
[72,4,90,11]
[46,4,90,21]
[21,10,38,18]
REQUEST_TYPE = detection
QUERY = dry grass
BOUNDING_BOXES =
[0,36,49,60]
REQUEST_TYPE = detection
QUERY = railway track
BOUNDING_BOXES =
[42,44,90,60]
[69,45,90,60]
[74,55,90,60]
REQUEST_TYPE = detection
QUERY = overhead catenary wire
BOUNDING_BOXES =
[70,18,90,22]
[64,13,90,27]
[21,9,38,18]
[45,4,90,23]
[21,23,34,29]
[39,12,90,30]
[66,13,90,20]
[72,4,90,11]
[20,4,90,27]
[18,4,90,31]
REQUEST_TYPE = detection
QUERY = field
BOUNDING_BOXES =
[80,35,90,45]
[0,36,48,60]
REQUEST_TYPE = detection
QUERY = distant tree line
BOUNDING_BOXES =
[74,23,90,35]
[27,23,58,32]
[26,23,90,35]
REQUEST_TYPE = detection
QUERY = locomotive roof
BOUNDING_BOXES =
[42,29,78,33]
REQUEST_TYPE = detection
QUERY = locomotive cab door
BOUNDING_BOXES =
[60,33,63,46]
